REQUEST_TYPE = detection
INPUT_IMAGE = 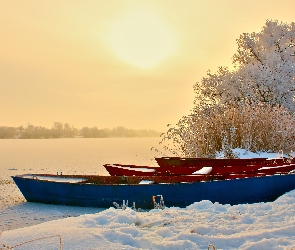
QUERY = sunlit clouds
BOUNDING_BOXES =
[1,1,295,130]
[105,7,178,69]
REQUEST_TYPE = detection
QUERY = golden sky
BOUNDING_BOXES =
[1,0,295,131]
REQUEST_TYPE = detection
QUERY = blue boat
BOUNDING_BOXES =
[12,173,295,209]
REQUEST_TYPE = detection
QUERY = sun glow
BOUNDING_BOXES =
[106,8,178,69]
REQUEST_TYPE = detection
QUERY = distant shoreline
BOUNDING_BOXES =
[0,123,162,139]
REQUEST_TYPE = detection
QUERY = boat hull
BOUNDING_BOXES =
[155,157,290,168]
[12,174,295,209]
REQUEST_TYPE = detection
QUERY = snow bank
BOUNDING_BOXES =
[2,190,295,249]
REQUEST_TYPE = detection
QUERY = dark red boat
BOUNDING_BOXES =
[154,157,292,168]
[103,162,295,177]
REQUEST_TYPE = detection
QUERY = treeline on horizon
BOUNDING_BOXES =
[0,122,162,139]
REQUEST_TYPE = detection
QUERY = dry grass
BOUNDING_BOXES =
[159,103,295,158]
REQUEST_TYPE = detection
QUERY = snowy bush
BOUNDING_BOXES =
[159,103,295,157]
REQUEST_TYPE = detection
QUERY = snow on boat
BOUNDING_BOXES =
[12,172,295,209]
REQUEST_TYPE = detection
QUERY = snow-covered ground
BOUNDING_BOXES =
[2,191,295,250]
[1,149,295,249]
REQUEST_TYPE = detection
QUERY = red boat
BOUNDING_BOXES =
[103,162,295,177]
[103,165,294,182]
[155,157,295,167]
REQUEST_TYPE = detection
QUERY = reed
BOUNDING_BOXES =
[159,103,295,158]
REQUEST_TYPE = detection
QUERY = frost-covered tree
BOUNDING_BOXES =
[158,20,295,157]
[195,20,295,112]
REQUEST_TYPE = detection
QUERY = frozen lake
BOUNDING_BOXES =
[0,138,161,231]
[0,138,161,180]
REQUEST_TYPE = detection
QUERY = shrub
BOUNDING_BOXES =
[159,103,295,158]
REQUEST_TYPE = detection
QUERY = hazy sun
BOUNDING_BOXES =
[106,8,178,69]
